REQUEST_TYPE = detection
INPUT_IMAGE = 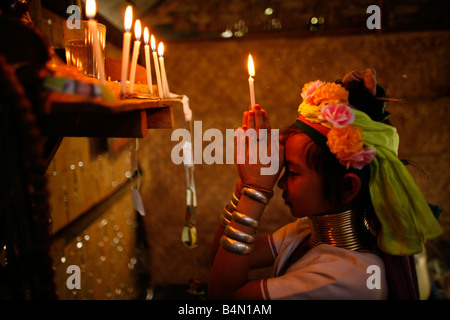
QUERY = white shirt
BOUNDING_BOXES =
[261,218,388,300]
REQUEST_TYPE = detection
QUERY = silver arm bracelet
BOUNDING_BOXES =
[220,213,230,227]
[231,192,240,206]
[232,211,260,229]
[227,199,237,212]
[241,187,269,205]
[220,235,253,255]
[223,207,233,221]
[227,192,239,212]
[221,192,239,228]
[224,225,256,244]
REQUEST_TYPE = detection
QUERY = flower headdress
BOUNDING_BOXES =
[293,79,442,256]
[298,80,375,170]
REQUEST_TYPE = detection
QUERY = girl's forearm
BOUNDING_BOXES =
[209,194,266,299]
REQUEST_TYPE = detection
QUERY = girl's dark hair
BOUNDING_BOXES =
[336,80,392,126]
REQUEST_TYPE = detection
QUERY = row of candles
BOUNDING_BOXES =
[120,5,170,99]
[85,1,169,98]
[86,0,257,107]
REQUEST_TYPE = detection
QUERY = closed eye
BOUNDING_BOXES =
[286,166,301,176]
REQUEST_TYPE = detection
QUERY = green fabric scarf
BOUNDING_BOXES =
[353,109,442,255]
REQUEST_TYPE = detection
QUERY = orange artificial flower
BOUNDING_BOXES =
[313,82,349,106]
[327,125,363,159]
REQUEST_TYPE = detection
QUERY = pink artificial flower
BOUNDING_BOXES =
[301,80,325,104]
[320,104,355,128]
[340,147,376,170]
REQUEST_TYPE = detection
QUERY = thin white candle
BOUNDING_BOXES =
[151,35,163,98]
[129,20,141,94]
[248,54,255,109]
[86,0,105,85]
[120,6,133,98]
[143,27,153,94]
[158,42,170,98]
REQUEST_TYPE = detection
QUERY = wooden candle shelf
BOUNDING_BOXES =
[40,90,182,138]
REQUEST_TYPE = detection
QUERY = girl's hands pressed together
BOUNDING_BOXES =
[236,104,284,192]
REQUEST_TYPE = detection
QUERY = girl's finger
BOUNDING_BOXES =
[235,127,247,165]
[248,110,255,129]
[254,105,264,132]
[262,109,271,130]
[243,111,248,128]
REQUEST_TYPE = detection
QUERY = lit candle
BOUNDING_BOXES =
[248,54,255,109]
[85,0,105,85]
[121,6,133,98]
[158,42,170,98]
[129,19,141,94]
[151,35,163,98]
[143,27,153,94]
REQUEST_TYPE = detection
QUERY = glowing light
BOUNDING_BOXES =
[124,6,133,31]
[85,0,96,19]
[248,54,255,107]
[248,54,255,77]
[158,42,164,57]
[134,19,141,41]
[264,8,273,15]
[144,27,149,45]
[221,29,233,38]
[151,34,156,51]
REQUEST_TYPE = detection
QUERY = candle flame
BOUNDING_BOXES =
[86,0,96,19]
[158,42,164,57]
[124,6,133,32]
[144,27,149,45]
[151,35,156,51]
[134,20,142,40]
[248,54,255,77]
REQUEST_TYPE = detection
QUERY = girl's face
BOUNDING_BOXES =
[277,134,335,218]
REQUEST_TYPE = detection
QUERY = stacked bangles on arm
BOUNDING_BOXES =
[219,186,273,255]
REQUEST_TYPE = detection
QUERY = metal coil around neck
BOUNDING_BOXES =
[308,209,375,251]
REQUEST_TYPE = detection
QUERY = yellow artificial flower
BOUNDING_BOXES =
[298,82,349,125]
[298,101,322,123]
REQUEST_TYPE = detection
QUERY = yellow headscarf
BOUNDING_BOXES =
[353,109,442,255]
[297,80,442,256]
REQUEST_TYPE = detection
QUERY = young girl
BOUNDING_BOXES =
[208,69,442,300]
